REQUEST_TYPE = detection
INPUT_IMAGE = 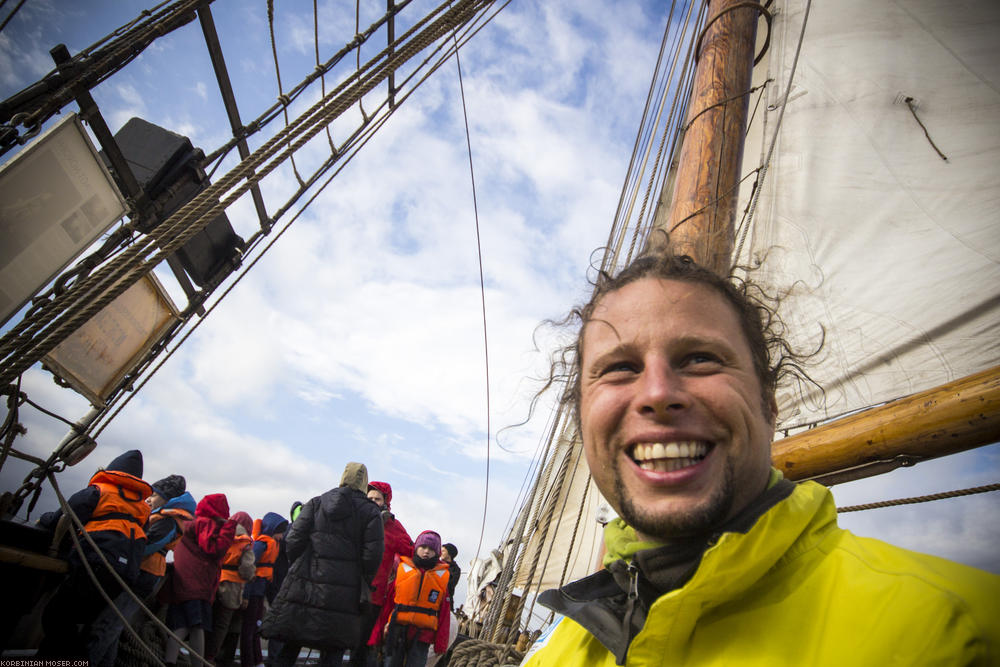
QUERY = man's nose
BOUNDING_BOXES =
[638,361,689,415]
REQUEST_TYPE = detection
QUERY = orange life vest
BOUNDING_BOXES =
[392,556,451,630]
[84,470,152,542]
[140,506,193,576]
[220,534,254,583]
[254,534,279,581]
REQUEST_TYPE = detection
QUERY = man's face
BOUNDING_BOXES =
[367,489,385,508]
[415,545,437,560]
[440,550,452,563]
[146,493,166,510]
[579,278,775,541]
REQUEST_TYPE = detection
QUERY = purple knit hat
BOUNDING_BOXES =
[414,530,442,555]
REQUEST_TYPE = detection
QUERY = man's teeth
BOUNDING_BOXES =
[633,442,708,472]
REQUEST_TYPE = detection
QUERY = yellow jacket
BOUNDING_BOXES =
[522,479,1000,666]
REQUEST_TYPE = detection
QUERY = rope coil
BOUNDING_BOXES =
[448,638,523,667]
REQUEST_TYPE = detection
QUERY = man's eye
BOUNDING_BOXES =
[601,361,637,375]
[686,352,720,366]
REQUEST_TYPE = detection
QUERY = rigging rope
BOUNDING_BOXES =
[315,0,337,153]
[449,21,495,574]
[0,0,496,390]
[837,483,1000,513]
[1,0,506,505]
[624,0,702,264]
[88,1,507,447]
[0,0,27,34]
[733,0,812,268]
[267,0,306,186]
[1,0,205,147]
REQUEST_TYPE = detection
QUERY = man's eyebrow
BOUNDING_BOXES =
[669,333,732,348]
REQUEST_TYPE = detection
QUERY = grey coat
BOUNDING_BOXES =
[261,485,383,649]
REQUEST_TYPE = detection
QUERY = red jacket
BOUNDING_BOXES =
[169,494,235,603]
[372,515,413,606]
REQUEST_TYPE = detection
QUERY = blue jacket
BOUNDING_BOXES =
[246,511,288,597]
[143,491,197,557]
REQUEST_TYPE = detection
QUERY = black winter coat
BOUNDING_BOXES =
[261,486,383,649]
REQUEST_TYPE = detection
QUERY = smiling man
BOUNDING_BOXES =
[522,253,1000,666]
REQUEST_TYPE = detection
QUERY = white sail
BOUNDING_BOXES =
[738,0,1000,430]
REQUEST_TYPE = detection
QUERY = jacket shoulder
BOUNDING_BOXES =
[829,531,1000,639]
[521,617,617,667]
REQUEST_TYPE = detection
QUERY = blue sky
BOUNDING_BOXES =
[1,0,996,620]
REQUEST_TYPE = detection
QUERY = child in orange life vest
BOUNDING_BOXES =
[371,530,451,667]
[207,511,256,666]
[241,512,288,667]
[90,475,195,667]
[36,449,152,660]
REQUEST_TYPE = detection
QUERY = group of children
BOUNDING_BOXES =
[32,449,461,667]
[34,449,289,667]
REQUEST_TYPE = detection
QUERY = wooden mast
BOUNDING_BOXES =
[656,0,999,484]
[660,0,759,275]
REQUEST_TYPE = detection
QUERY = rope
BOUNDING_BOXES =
[693,1,772,66]
[0,377,24,472]
[6,0,509,504]
[314,0,336,153]
[451,19,494,571]
[904,96,948,162]
[91,1,506,439]
[837,483,1000,513]
[3,0,204,139]
[0,0,27,34]
[733,0,812,269]
[268,0,306,186]
[624,0,702,264]
[448,638,523,667]
[0,0,496,389]
[604,0,703,275]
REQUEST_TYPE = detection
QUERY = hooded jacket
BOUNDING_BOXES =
[39,450,152,584]
[141,491,196,577]
[169,493,236,603]
[245,511,288,598]
[522,478,1000,666]
[368,481,415,606]
[262,463,384,650]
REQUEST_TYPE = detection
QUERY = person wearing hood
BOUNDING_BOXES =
[164,493,237,667]
[262,462,384,667]
[241,511,288,667]
[370,530,452,667]
[207,511,256,667]
[37,449,152,659]
[90,474,195,666]
[354,480,413,667]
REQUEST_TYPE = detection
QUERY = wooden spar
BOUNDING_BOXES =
[773,366,1000,484]
[660,0,759,275]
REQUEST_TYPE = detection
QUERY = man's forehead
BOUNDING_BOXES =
[587,280,738,333]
